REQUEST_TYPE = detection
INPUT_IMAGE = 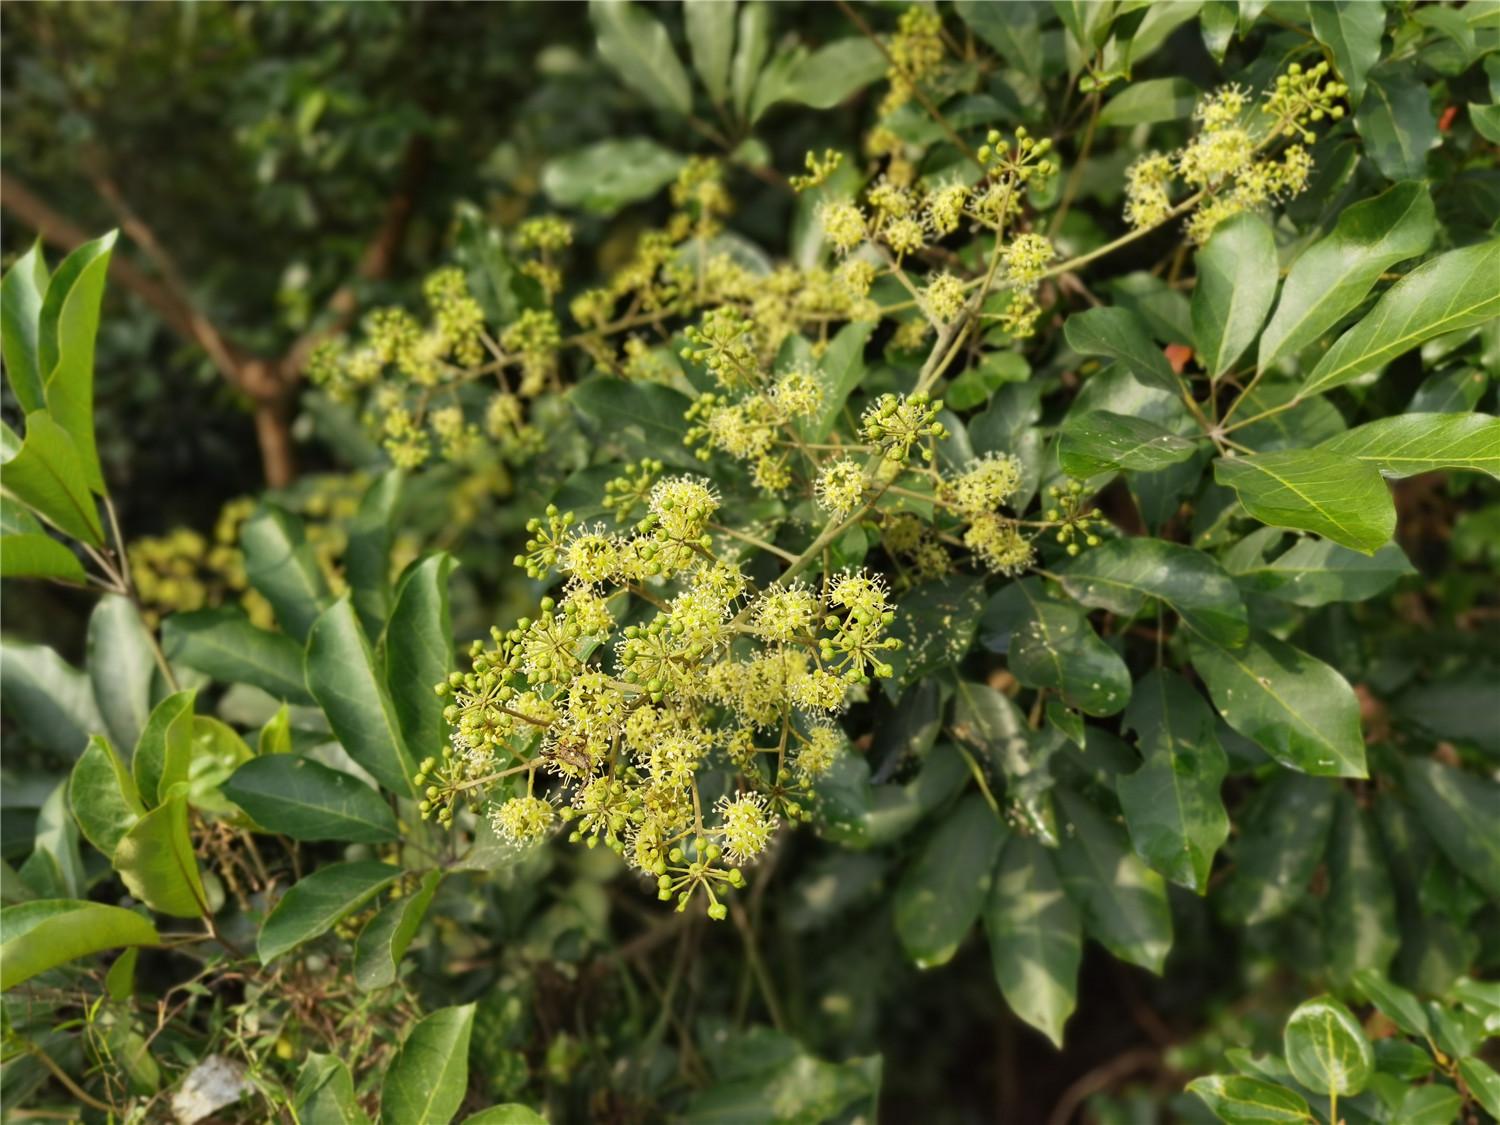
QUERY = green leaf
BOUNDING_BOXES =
[462,1109,546,1125]
[1257,181,1436,369]
[1054,788,1173,974]
[952,681,1058,845]
[223,756,398,843]
[800,321,873,442]
[112,795,208,918]
[86,595,155,752]
[684,0,735,104]
[1323,793,1398,988]
[0,413,105,545]
[981,579,1132,716]
[0,528,88,583]
[384,553,456,762]
[1200,0,1237,62]
[983,834,1081,1048]
[0,899,158,992]
[1472,102,1500,144]
[69,735,145,856]
[1063,307,1178,392]
[241,504,333,642]
[1190,632,1366,777]
[570,375,697,466]
[1058,412,1199,479]
[1408,365,1488,413]
[380,1003,476,1125]
[295,1053,370,1125]
[893,794,1004,968]
[1,241,50,413]
[306,597,417,797]
[1283,996,1374,1097]
[1319,412,1500,479]
[162,607,315,703]
[354,869,442,990]
[944,351,1029,412]
[1118,670,1229,894]
[1401,757,1500,899]
[132,690,197,807]
[259,703,293,756]
[1187,1075,1314,1123]
[1214,450,1394,555]
[953,0,1041,82]
[1220,772,1336,925]
[591,0,691,114]
[39,232,116,494]
[1098,77,1200,126]
[1355,64,1439,182]
[257,861,401,964]
[1227,536,1414,607]
[729,2,769,117]
[1192,214,1278,380]
[1302,241,1500,398]
[883,576,986,698]
[1309,1,1385,107]
[0,639,102,758]
[767,38,885,112]
[1396,1084,1463,1125]
[1351,969,1428,1038]
[19,782,84,899]
[1060,537,1248,647]
[1457,1057,1500,1118]
[346,470,404,641]
[185,716,254,813]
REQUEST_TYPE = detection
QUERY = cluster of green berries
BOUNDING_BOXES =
[1047,481,1106,556]
[861,392,948,464]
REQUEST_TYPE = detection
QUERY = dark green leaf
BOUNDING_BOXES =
[258,861,401,964]
[543,137,687,216]
[591,0,692,114]
[1054,788,1172,974]
[729,2,769,117]
[1258,181,1435,369]
[39,232,116,494]
[1323,793,1398,987]
[1318,412,1500,479]
[1227,537,1414,607]
[1351,968,1428,1038]
[1355,64,1440,182]
[1220,772,1336,925]
[112,795,208,919]
[0,899,158,992]
[883,576,985,698]
[295,1053,369,1125]
[1192,214,1278,379]
[984,834,1080,1048]
[893,794,1004,968]
[1401,757,1500,899]
[241,504,333,643]
[385,553,457,762]
[1191,632,1366,777]
[0,414,105,545]
[162,607,314,704]
[223,756,398,843]
[1186,1075,1314,1123]
[684,0,734,104]
[1408,366,1488,413]
[1061,537,1247,647]
[1283,996,1374,1097]
[1063,307,1178,392]
[1118,670,1229,894]
[19,782,83,899]
[132,690,197,808]
[952,680,1059,844]
[1214,450,1394,555]
[69,735,144,856]
[570,375,697,466]
[346,470,404,641]
[354,870,442,990]
[306,596,416,796]
[86,596,156,752]
[380,1003,476,1125]
[1457,1057,1500,1118]
[982,579,1131,717]
[1058,412,1199,478]
[1310,0,1385,107]
[0,241,50,413]
[953,0,1041,82]
[0,639,102,757]
[1098,77,1200,126]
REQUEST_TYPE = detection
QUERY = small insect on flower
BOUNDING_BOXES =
[714,792,778,865]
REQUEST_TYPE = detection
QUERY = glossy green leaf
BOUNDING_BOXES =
[684,0,734,105]
[1396,1084,1462,1124]
[39,232,116,494]
[345,470,404,641]
[1220,772,1336,925]
[1302,240,1500,398]
[953,0,1041,81]
[259,703,293,756]
[86,595,155,752]
[1283,996,1374,1097]
[1190,632,1366,777]
[461,1108,546,1125]
[380,1002,476,1125]
[1319,412,1500,479]
[0,528,89,583]
[1061,537,1247,647]
[0,413,105,545]
[1351,969,1428,1038]
[186,716,254,813]
[768,38,885,112]
[1214,450,1394,555]
[1098,77,1200,126]
[1227,537,1415,607]
[112,795,208,918]
[241,504,333,643]
[1458,1057,1500,1118]
[1063,307,1178,392]
[0,638,102,757]
[1054,788,1172,974]
[1118,670,1229,894]
[982,579,1132,716]
[306,596,416,797]
[1258,181,1435,369]
[258,861,401,964]
[984,834,1080,1048]
[800,321,873,442]
[162,607,314,703]
[1310,0,1385,107]
[1401,757,1500,899]
[295,1053,369,1125]
[729,1,769,117]
[893,794,1003,968]
[354,870,442,991]
[132,690,197,808]
[1187,1075,1314,1123]
[570,375,697,466]
[69,734,145,856]
[384,553,456,763]
[19,782,84,899]
[1355,64,1439,182]
[591,0,691,114]
[883,576,986,698]
[1058,412,1199,478]
[0,241,50,413]
[952,681,1058,845]
[1408,365,1488,413]
[1192,214,1278,379]
[1323,793,1398,987]
[223,756,398,843]
[0,899,158,992]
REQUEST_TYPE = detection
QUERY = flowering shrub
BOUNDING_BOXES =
[2,2,1498,1121]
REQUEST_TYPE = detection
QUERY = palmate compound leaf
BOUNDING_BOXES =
[1283,996,1374,1098]
[1213,449,1395,556]
[1189,631,1367,778]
